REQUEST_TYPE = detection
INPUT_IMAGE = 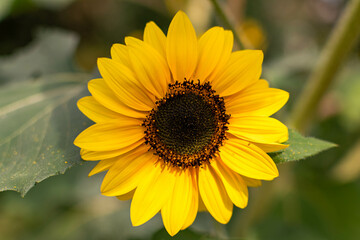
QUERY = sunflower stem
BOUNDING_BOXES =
[289,0,360,132]
[209,0,244,49]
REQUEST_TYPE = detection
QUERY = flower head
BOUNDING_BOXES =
[74,11,289,236]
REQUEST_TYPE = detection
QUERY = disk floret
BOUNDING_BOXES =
[142,80,230,169]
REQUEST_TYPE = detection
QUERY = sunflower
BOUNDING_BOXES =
[74,11,289,236]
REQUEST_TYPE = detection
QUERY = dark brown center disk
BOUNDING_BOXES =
[142,80,229,169]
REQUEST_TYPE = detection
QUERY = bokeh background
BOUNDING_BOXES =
[0,0,359,239]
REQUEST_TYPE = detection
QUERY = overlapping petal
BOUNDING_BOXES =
[80,140,144,161]
[111,44,132,69]
[117,189,136,201]
[74,120,144,151]
[194,27,233,83]
[198,164,233,224]
[242,176,262,187]
[211,50,263,97]
[88,79,147,118]
[131,165,176,226]
[228,116,288,144]
[220,137,279,180]
[206,30,234,83]
[98,58,155,111]
[77,96,125,123]
[144,21,166,59]
[226,86,289,117]
[212,158,248,208]
[251,142,288,153]
[161,169,197,236]
[88,157,119,176]
[245,79,269,91]
[101,147,155,196]
[181,170,198,230]
[126,37,170,98]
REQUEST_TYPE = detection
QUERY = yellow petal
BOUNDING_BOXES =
[110,44,131,69]
[198,164,233,224]
[101,149,156,196]
[212,50,263,97]
[226,87,289,117]
[131,165,176,226]
[144,21,166,59]
[181,169,199,230]
[117,189,136,201]
[88,158,118,176]
[220,137,279,180]
[252,142,289,153]
[207,30,234,83]
[228,116,288,144]
[226,132,288,153]
[242,176,262,187]
[74,120,144,151]
[89,145,149,177]
[98,58,155,111]
[198,195,207,212]
[194,27,233,83]
[166,11,198,82]
[80,140,144,161]
[77,96,125,123]
[161,169,196,236]
[211,157,248,208]
[126,37,170,98]
[88,79,146,119]
[245,79,269,91]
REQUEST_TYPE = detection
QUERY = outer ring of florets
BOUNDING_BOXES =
[142,80,230,169]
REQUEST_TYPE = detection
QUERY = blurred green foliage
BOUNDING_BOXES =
[0,0,359,240]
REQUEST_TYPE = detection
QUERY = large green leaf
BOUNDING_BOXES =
[270,129,337,164]
[0,73,91,196]
[0,28,79,84]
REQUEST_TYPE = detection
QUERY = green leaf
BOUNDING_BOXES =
[0,28,79,84]
[0,73,91,196]
[270,129,337,164]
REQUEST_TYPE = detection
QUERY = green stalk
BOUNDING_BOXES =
[209,0,244,49]
[289,0,360,132]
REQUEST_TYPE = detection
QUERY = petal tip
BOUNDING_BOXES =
[270,167,279,180]
[174,10,186,17]
[76,98,86,113]
[283,90,290,102]
[97,57,108,65]
[130,211,145,227]
[125,36,142,46]
[145,21,156,27]
[164,225,180,237]
[171,10,192,26]
[73,135,81,147]
[253,50,264,63]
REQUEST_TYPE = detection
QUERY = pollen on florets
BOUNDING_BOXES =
[142,80,229,169]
